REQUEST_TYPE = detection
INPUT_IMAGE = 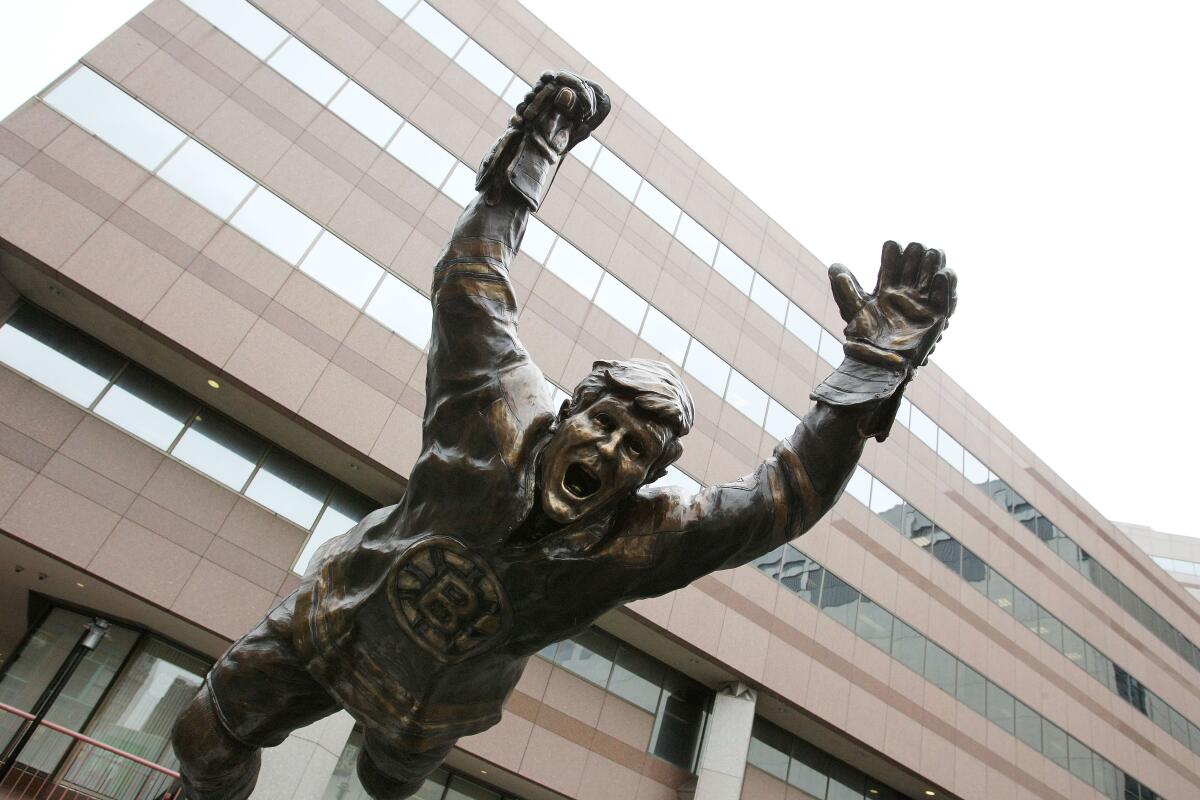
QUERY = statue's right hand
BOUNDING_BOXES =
[513,71,610,157]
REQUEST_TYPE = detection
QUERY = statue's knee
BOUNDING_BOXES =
[172,683,255,774]
[355,749,427,800]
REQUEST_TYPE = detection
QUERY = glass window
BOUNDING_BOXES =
[1014,699,1041,752]
[784,302,822,352]
[816,331,844,366]
[961,546,988,593]
[172,411,266,491]
[963,449,989,485]
[502,76,532,110]
[386,123,456,187]
[554,629,616,687]
[683,340,730,396]
[637,308,690,366]
[752,544,786,581]
[365,274,433,349]
[724,370,768,425]
[1169,706,1190,745]
[895,396,912,428]
[0,305,123,406]
[453,40,512,95]
[779,546,823,605]
[328,82,403,147]
[855,594,894,652]
[818,572,859,630]
[908,404,939,451]
[1067,735,1093,783]
[1093,757,1119,800]
[244,448,333,528]
[267,38,346,104]
[440,161,477,207]
[94,366,194,449]
[444,775,502,800]
[844,466,872,506]
[929,530,962,573]
[749,275,788,323]
[633,181,681,232]
[826,758,866,800]
[747,719,789,780]
[520,216,556,264]
[923,640,957,694]
[646,465,701,494]
[868,478,903,516]
[593,273,647,333]
[592,146,641,201]
[1061,626,1086,667]
[296,489,376,574]
[763,399,800,441]
[906,508,936,546]
[955,661,987,716]
[788,738,830,797]
[45,67,186,171]
[712,244,753,293]
[674,213,717,264]
[650,674,707,770]
[986,569,1015,613]
[180,0,288,59]
[544,238,602,298]
[230,187,321,264]
[1037,607,1064,652]
[608,645,664,713]
[297,232,384,308]
[1013,587,1040,633]
[986,681,1015,733]
[568,134,601,170]
[404,1,467,57]
[1042,718,1068,769]
[157,140,254,219]
[379,0,419,17]
[891,620,926,674]
[936,429,965,472]
[1085,643,1114,692]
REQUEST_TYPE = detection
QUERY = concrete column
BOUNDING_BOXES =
[250,710,356,800]
[691,682,757,800]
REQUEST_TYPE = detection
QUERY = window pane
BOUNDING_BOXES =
[856,595,894,651]
[923,640,956,694]
[819,572,860,629]
[779,546,823,605]
[633,181,681,232]
[296,489,376,574]
[245,449,333,528]
[298,232,384,308]
[986,570,1015,614]
[936,429,965,472]
[826,759,866,800]
[908,403,939,451]
[1038,607,1065,652]
[230,187,321,264]
[895,396,912,428]
[650,675,707,770]
[593,273,647,333]
[683,340,730,396]
[817,330,844,365]
[440,161,477,206]
[788,738,830,796]
[784,302,822,352]
[1067,735,1093,783]
[268,38,346,104]
[404,1,466,57]
[180,0,288,59]
[554,629,616,687]
[674,213,717,264]
[868,478,903,516]
[646,465,701,494]
[568,133,601,169]
[386,123,455,187]
[844,466,872,506]
[1014,700,1041,752]
[453,40,512,95]
[592,146,640,201]
[1013,588,1040,633]
[956,662,987,715]
[961,546,988,593]
[986,682,1015,733]
[157,140,254,219]
[1042,718,1068,769]
[44,67,185,171]
[749,275,787,323]
[328,82,402,147]
[94,366,194,449]
[751,544,786,581]
[0,306,122,406]
[712,244,753,293]
[365,274,432,349]
[1061,626,1086,667]
[172,412,265,491]
[747,719,789,780]
[520,216,556,264]
[544,238,602,298]
[609,646,664,713]
[640,308,689,365]
[502,76,532,110]
[891,620,926,674]
[444,775,501,800]
[724,370,768,425]
[763,399,800,441]
[963,450,989,485]
[929,530,962,573]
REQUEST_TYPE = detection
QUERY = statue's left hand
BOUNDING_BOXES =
[829,242,957,372]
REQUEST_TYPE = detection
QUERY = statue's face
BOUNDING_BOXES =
[539,394,671,524]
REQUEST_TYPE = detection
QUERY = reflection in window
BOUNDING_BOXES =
[592,146,641,201]
[747,718,789,780]
[386,123,456,187]
[955,662,986,715]
[818,572,859,629]
[172,412,265,491]
[1014,699,1041,751]
[751,545,785,581]
[890,620,926,674]
[554,629,616,687]
[0,305,122,406]
[1042,719,1068,769]
[868,478,903,515]
[633,181,681,232]
[682,340,730,396]
[297,232,384,308]
[94,366,194,449]
[923,640,956,694]
[365,275,433,349]
[180,0,288,59]
[855,595,894,651]
[986,681,1015,734]
[908,404,939,451]
[826,758,866,800]
[724,370,768,424]
[245,449,334,528]
[936,428,964,471]
[405,1,467,57]
[749,275,787,323]
[844,466,872,506]
[267,38,347,104]
[784,302,822,352]
[674,213,717,264]
[779,546,822,604]
[328,81,403,147]
[230,187,321,265]
[608,646,664,713]
[816,331,844,366]
[44,67,185,171]
[593,273,647,333]
[639,308,689,365]
[453,41,512,95]
[544,239,602,298]
[713,245,753,293]
[157,140,254,219]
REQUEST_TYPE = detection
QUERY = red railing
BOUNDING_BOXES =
[0,703,181,800]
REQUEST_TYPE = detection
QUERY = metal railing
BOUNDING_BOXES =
[0,702,181,800]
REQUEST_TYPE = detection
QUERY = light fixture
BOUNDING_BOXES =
[75,582,84,588]
[925,791,936,797]
[207,379,221,389]
[479,769,487,775]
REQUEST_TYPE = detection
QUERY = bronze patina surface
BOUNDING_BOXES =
[170,71,957,800]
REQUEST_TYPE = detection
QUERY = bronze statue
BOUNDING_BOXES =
[171,71,956,799]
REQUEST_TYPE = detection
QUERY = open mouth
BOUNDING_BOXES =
[563,462,602,500]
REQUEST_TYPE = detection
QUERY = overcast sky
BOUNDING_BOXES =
[1,1,1197,536]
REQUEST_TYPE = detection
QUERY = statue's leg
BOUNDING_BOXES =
[355,733,456,800]
[171,681,261,800]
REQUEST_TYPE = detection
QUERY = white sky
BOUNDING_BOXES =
[1,1,1197,536]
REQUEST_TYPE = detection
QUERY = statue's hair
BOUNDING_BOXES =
[564,359,694,482]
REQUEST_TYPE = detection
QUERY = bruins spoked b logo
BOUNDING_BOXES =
[387,536,512,664]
